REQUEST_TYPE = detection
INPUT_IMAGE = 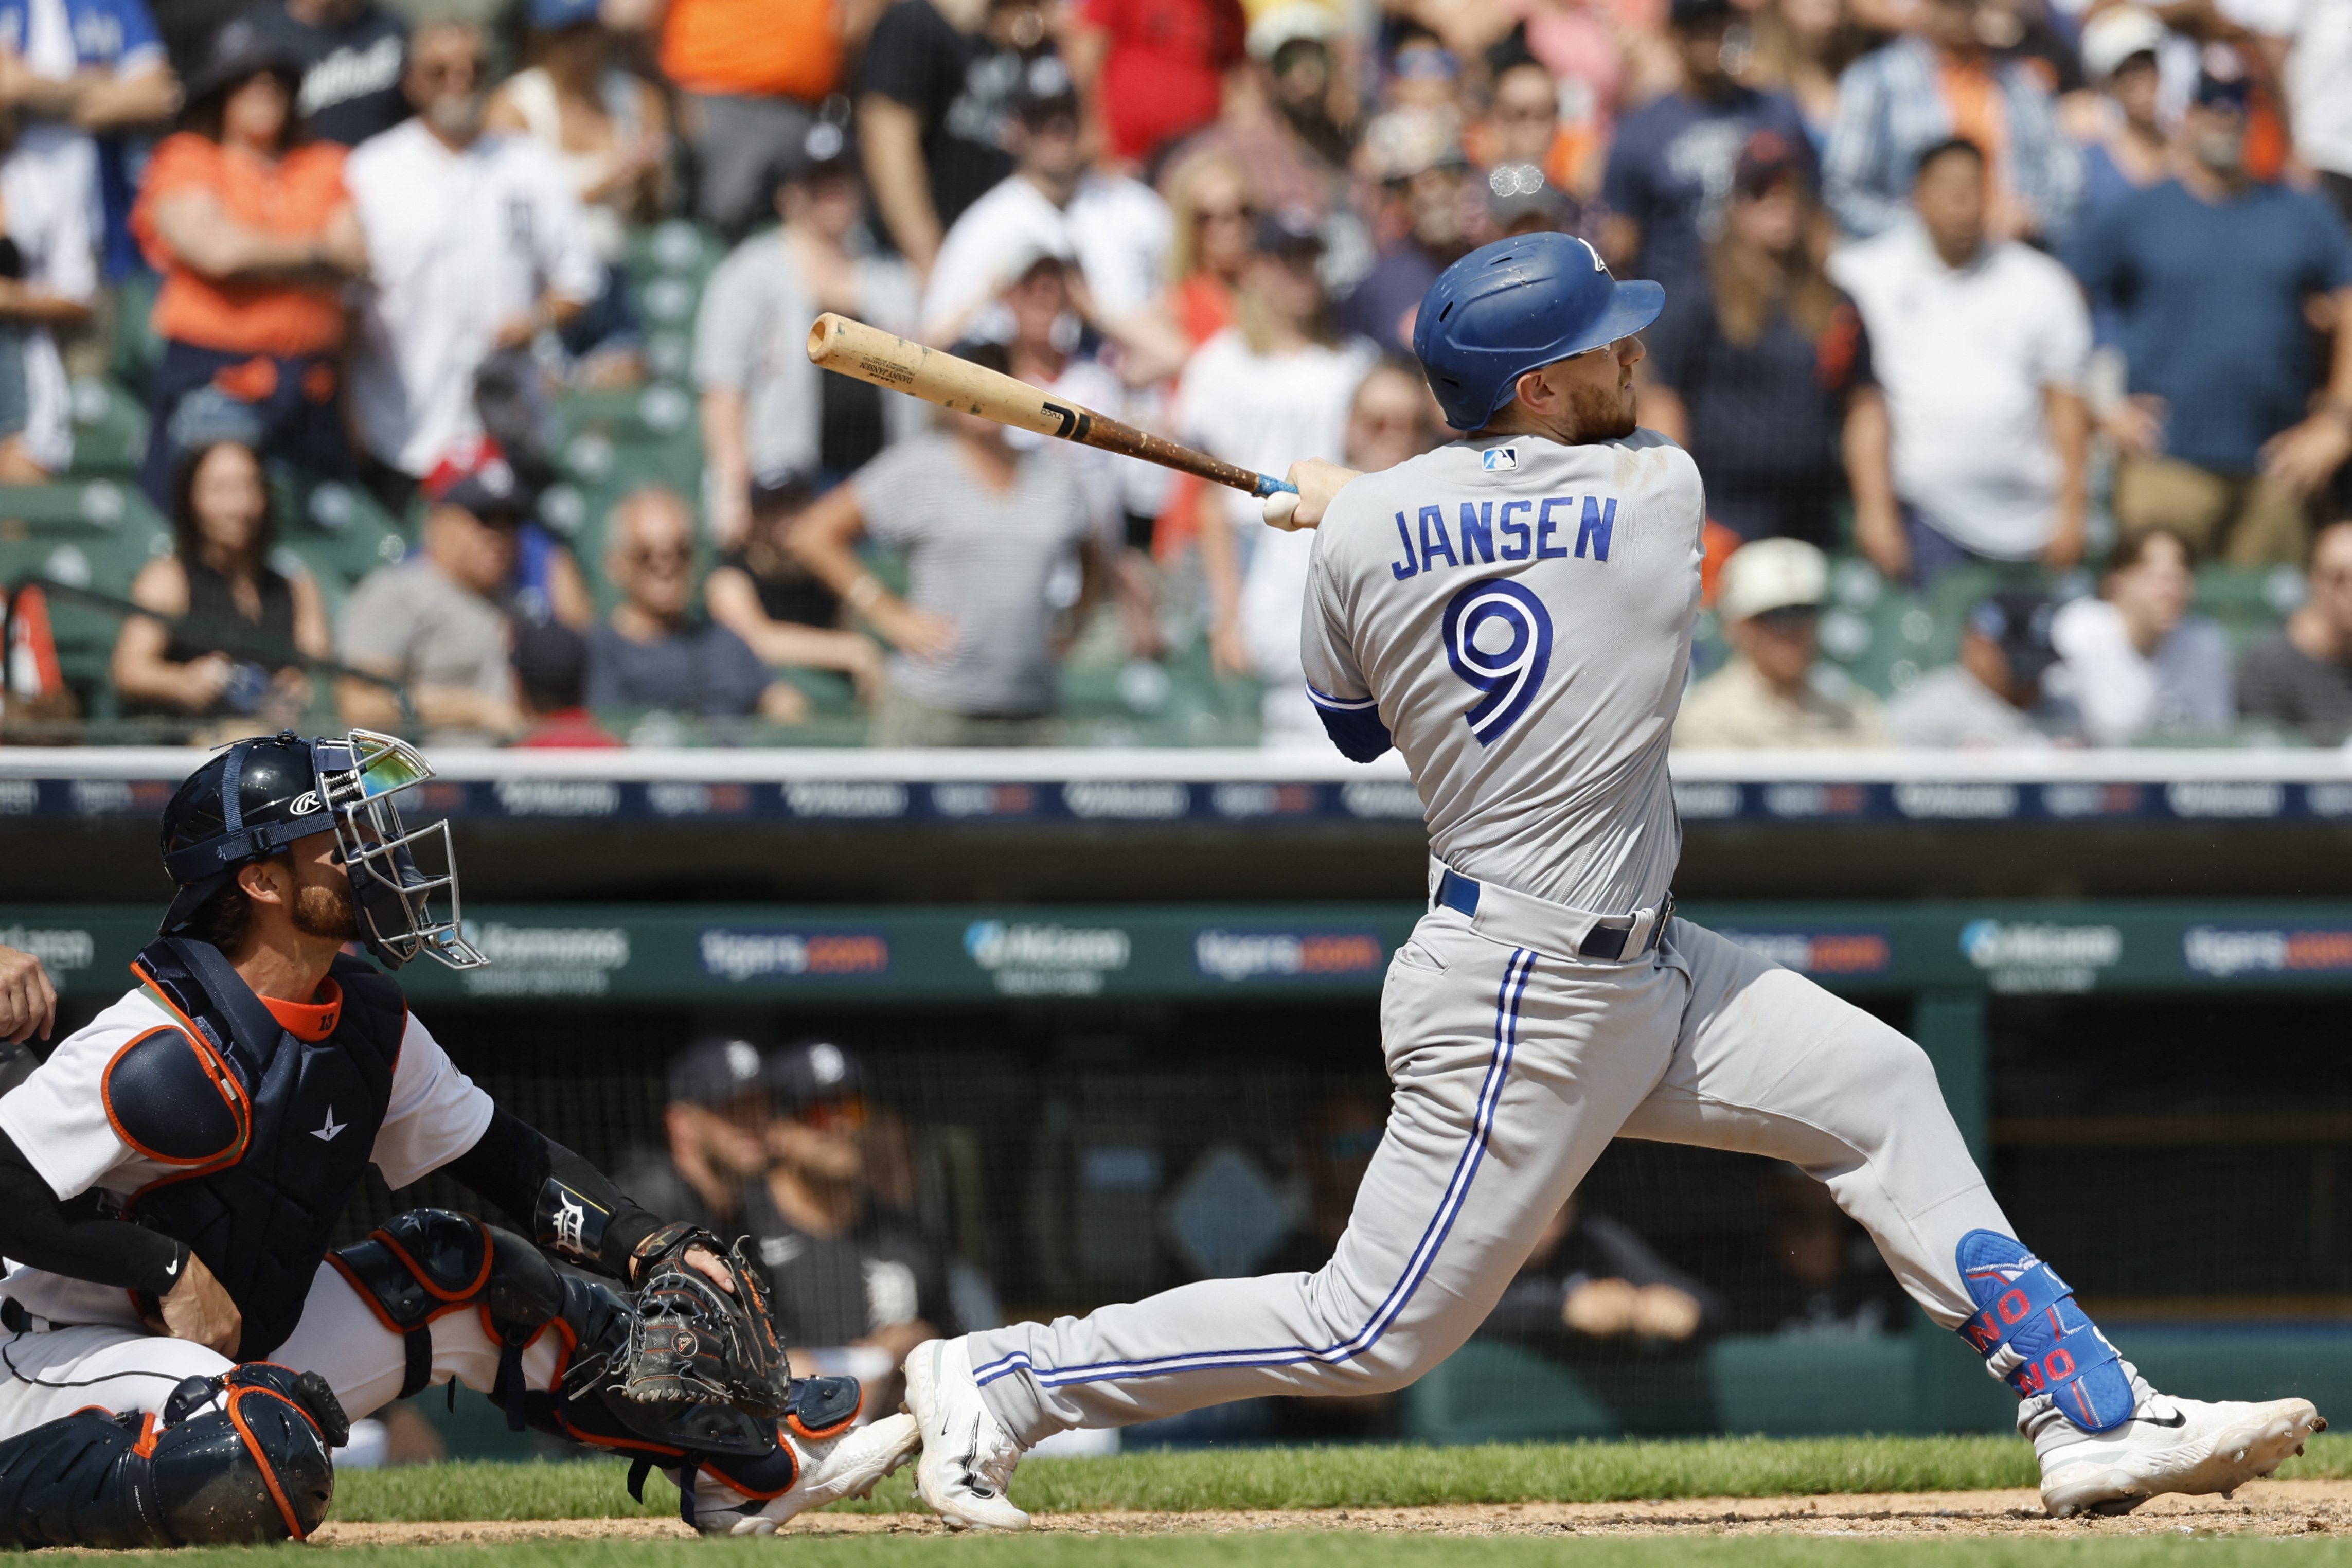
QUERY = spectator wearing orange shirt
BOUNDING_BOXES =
[642,0,858,238]
[130,21,367,508]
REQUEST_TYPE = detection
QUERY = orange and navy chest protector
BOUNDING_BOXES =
[106,935,404,1362]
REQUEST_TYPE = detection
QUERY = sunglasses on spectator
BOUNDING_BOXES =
[629,545,694,567]
[1197,204,1256,226]
[413,58,483,83]
[795,1095,868,1131]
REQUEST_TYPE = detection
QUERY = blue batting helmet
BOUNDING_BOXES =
[1411,234,1665,431]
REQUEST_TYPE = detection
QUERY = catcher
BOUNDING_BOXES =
[0,730,918,1547]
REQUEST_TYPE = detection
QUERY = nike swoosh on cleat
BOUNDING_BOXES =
[2132,1411,2188,1428]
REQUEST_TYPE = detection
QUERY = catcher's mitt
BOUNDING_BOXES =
[613,1224,791,1417]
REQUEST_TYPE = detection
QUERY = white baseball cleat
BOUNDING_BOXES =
[2034,1389,2325,1518]
[903,1337,1032,1530]
[687,1412,923,1537]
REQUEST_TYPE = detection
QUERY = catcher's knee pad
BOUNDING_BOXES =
[331,1207,567,1399]
[1956,1230,2134,1433]
[0,1363,346,1548]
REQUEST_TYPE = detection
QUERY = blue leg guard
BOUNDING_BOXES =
[1956,1230,2135,1434]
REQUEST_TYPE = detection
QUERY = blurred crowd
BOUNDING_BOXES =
[0,0,2343,748]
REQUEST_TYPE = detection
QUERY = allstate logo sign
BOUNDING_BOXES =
[1960,920,2121,994]
[964,921,1131,996]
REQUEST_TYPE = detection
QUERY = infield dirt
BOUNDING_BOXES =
[311,1477,2352,1545]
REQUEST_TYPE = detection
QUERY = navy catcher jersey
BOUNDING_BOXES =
[1300,429,1705,913]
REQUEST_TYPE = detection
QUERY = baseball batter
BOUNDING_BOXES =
[902,234,2325,1528]
[0,731,916,1546]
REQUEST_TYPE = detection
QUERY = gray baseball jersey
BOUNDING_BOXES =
[960,426,2028,1456]
[1300,430,1704,913]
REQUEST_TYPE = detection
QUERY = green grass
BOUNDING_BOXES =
[102,1537,2352,1568]
[328,1431,2352,1524]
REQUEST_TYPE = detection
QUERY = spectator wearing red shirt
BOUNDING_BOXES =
[1065,0,1246,174]
[129,21,366,506]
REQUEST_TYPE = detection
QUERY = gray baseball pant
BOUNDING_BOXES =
[968,889,2012,1444]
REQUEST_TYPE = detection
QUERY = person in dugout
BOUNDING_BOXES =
[0,730,919,1546]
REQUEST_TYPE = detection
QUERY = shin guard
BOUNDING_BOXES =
[1956,1230,2134,1433]
[0,1363,344,1547]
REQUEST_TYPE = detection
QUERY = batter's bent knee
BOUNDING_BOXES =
[0,1363,345,1547]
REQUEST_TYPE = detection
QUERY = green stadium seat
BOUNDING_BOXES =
[0,478,166,538]
[625,218,720,289]
[272,477,413,592]
[67,376,150,476]
[2193,563,2300,658]
[557,381,702,451]
[0,515,169,718]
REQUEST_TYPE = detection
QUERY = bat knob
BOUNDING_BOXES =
[1262,489,1304,531]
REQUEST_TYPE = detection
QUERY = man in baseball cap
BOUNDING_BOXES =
[337,438,531,737]
[612,1037,774,1235]
[1676,538,1885,748]
[1888,588,2084,746]
[739,1041,957,1411]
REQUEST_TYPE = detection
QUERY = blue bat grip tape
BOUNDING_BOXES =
[1957,1230,2134,1433]
[1253,475,1301,498]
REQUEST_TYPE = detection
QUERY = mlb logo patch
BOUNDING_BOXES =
[1482,447,1519,472]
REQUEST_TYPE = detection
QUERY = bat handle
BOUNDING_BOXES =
[1252,474,1300,498]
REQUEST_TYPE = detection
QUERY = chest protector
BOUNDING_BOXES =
[110,937,406,1360]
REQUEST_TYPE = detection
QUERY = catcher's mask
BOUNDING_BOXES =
[160,729,488,972]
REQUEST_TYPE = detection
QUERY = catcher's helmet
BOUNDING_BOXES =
[159,730,487,972]
[1411,233,1666,432]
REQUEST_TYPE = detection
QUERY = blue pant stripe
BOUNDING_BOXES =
[972,947,1536,1389]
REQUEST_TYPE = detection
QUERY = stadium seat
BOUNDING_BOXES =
[271,477,414,593]
[0,478,165,538]
[0,495,170,717]
[66,376,150,476]
[2192,563,2300,657]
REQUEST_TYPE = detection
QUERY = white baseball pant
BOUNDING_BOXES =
[968,894,2012,1444]
[0,1261,565,1440]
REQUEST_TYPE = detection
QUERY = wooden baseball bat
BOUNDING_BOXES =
[806,313,1297,498]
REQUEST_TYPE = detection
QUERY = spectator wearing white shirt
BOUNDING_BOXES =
[1180,210,1376,738]
[2048,527,2232,745]
[2279,0,2352,228]
[1234,355,1441,749]
[0,0,177,287]
[344,21,600,507]
[917,54,1170,358]
[0,112,95,478]
[1829,138,2092,586]
[1001,248,1163,655]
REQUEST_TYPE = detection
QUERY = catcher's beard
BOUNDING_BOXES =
[292,881,359,942]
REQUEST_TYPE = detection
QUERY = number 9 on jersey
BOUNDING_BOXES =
[1442,577,1554,745]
